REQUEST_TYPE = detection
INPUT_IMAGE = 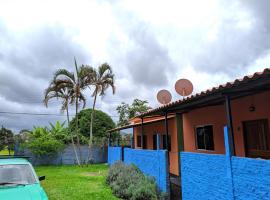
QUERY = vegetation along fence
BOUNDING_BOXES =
[16,145,107,165]
[107,146,169,192]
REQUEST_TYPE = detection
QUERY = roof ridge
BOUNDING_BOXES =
[138,68,270,117]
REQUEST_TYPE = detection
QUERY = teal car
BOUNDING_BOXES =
[0,157,48,200]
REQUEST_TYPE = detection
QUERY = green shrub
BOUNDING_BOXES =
[129,176,158,200]
[24,126,64,157]
[107,161,164,200]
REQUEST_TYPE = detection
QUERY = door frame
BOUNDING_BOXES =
[242,118,270,158]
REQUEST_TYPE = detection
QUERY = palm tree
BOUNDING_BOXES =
[86,63,115,159]
[44,58,88,165]
[44,82,81,165]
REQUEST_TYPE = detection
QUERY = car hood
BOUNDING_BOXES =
[0,184,48,200]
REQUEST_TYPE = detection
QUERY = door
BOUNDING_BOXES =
[243,119,270,159]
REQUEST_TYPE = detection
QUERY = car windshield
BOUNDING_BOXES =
[0,164,37,186]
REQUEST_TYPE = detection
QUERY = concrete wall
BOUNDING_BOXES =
[133,118,179,175]
[181,152,270,200]
[232,157,270,199]
[181,127,270,200]
[107,146,122,165]
[182,105,227,154]
[124,148,169,192]
[16,145,107,165]
[181,152,233,200]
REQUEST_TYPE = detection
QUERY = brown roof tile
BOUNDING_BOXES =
[138,68,270,117]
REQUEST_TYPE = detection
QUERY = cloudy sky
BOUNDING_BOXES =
[0,0,270,132]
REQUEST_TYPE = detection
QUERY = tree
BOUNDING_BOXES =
[49,121,69,143]
[116,99,150,126]
[116,102,129,127]
[0,126,15,155]
[84,63,115,157]
[69,109,118,145]
[44,58,88,165]
[44,80,81,165]
[24,126,64,157]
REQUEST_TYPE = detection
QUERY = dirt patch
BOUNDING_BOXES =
[83,171,106,177]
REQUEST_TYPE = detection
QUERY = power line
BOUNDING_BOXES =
[0,111,119,118]
[0,111,70,116]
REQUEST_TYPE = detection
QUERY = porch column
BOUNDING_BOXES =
[157,134,160,150]
[108,132,111,147]
[165,112,169,150]
[225,95,235,156]
[141,117,144,149]
[131,127,134,149]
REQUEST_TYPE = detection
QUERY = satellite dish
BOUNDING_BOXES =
[175,79,193,96]
[157,90,172,104]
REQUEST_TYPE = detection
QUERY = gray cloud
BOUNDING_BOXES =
[0,22,90,131]
[191,0,270,74]
[3,25,89,80]
[0,23,89,103]
[1,0,270,132]
[125,25,173,87]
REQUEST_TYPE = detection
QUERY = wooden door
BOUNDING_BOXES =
[243,119,270,159]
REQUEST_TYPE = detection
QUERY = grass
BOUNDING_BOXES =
[35,164,118,200]
[0,149,14,155]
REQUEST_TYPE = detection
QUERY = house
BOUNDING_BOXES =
[108,68,270,199]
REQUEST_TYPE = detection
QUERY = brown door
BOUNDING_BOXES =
[243,119,270,159]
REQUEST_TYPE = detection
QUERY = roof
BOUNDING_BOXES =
[0,158,30,165]
[138,68,270,117]
[108,114,175,132]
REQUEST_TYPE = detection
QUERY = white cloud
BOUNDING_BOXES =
[0,0,270,131]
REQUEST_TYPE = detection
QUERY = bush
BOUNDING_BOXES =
[24,126,64,157]
[129,177,158,200]
[107,161,163,200]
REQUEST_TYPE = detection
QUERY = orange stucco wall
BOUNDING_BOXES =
[182,90,270,157]
[231,90,270,156]
[133,118,179,175]
[183,105,227,154]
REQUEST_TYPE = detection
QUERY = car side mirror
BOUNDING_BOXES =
[39,176,45,181]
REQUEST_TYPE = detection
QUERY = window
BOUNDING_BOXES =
[162,135,171,151]
[137,135,142,147]
[143,135,147,149]
[137,135,147,149]
[196,125,214,150]
[153,135,157,150]
[0,164,37,185]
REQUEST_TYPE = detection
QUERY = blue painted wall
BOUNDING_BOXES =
[16,145,107,165]
[124,148,169,192]
[108,146,122,165]
[181,152,233,200]
[181,127,270,200]
[232,157,270,200]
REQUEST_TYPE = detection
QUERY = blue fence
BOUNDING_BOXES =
[107,146,122,165]
[16,145,107,165]
[181,126,270,200]
[124,148,169,192]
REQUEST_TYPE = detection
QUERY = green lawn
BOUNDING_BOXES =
[35,164,118,200]
[0,149,14,155]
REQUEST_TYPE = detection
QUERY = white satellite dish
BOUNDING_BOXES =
[157,90,172,104]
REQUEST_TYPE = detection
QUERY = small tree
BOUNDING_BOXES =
[69,109,118,145]
[25,126,64,157]
[84,63,115,155]
[116,99,150,126]
[0,126,15,155]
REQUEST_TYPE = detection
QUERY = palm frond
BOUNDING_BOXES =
[98,63,112,78]
[54,69,75,83]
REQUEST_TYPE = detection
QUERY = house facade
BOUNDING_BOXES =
[108,68,270,199]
